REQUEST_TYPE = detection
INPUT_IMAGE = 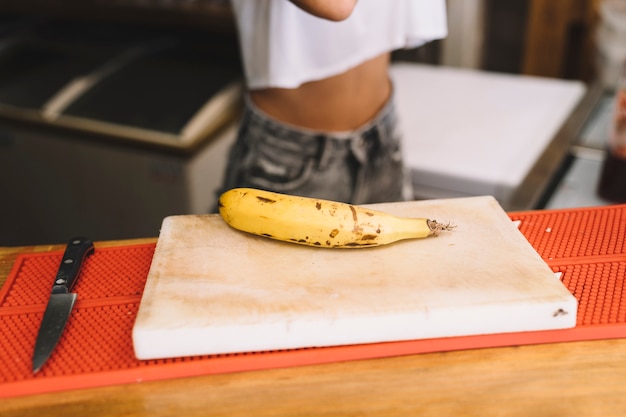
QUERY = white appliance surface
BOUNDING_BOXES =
[391,63,587,205]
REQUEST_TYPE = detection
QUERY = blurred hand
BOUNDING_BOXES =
[289,0,358,21]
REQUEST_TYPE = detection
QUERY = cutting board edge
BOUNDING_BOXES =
[132,295,577,360]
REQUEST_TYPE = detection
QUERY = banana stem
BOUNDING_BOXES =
[427,220,456,236]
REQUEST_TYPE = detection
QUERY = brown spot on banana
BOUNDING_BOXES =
[349,206,358,221]
[256,196,276,204]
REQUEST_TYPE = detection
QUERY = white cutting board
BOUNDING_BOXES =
[132,196,577,360]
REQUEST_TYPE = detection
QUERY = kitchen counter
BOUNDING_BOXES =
[1,238,626,417]
[1,82,624,417]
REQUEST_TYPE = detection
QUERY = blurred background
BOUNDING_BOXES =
[0,0,623,245]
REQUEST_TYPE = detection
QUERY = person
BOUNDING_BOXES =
[218,0,447,205]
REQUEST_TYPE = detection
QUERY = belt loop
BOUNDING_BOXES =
[377,113,388,149]
[316,135,332,170]
[349,133,369,204]
[350,134,368,164]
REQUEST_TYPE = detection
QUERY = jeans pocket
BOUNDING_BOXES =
[243,134,317,192]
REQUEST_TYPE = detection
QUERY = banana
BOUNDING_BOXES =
[218,188,454,248]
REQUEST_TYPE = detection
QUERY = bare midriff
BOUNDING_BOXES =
[249,52,392,132]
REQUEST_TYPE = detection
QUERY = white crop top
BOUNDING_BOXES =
[230,0,448,89]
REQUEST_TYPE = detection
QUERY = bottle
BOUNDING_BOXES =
[598,61,626,203]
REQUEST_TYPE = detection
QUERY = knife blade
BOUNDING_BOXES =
[32,236,94,373]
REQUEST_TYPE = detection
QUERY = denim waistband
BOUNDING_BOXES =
[246,98,398,176]
[217,87,407,205]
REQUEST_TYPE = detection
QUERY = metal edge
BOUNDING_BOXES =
[504,81,606,212]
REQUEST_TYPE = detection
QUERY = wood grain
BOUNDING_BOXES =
[2,239,626,416]
[1,337,626,417]
[523,0,600,80]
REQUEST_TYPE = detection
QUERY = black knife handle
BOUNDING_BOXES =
[51,237,95,295]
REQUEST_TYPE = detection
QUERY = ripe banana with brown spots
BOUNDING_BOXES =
[218,188,454,248]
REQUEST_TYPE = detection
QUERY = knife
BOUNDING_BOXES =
[32,237,94,373]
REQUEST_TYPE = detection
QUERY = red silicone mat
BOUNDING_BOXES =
[1,204,625,398]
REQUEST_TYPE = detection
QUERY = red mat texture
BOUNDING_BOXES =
[1,204,625,398]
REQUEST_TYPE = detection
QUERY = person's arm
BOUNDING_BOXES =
[289,0,358,21]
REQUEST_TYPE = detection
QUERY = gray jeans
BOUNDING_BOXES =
[217,94,411,205]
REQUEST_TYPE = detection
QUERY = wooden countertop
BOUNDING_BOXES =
[1,239,626,417]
